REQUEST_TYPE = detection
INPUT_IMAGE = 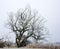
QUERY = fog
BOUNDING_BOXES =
[0,0,60,43]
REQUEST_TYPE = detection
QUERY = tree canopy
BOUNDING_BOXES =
[7,7,48,47]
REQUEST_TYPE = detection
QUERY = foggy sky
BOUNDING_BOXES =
[0,0,60,43]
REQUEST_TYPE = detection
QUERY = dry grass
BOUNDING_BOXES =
[26,44,60,49]
[0,41,17,48]
[0,41,60,49]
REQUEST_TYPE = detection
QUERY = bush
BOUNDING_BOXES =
[0,42,5,48]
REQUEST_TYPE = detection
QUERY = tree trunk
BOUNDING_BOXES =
[16,38,20,47]
[16,37,27,47]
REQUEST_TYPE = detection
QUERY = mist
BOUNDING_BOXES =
[0,0,60,43]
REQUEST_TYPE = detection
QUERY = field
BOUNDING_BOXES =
[0,41,60,49]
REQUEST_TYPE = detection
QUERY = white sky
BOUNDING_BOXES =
[0,0,60,43]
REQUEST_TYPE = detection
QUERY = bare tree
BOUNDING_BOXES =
[7,7,48,47]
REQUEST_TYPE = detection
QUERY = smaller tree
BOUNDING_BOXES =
[7,6,48,47]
